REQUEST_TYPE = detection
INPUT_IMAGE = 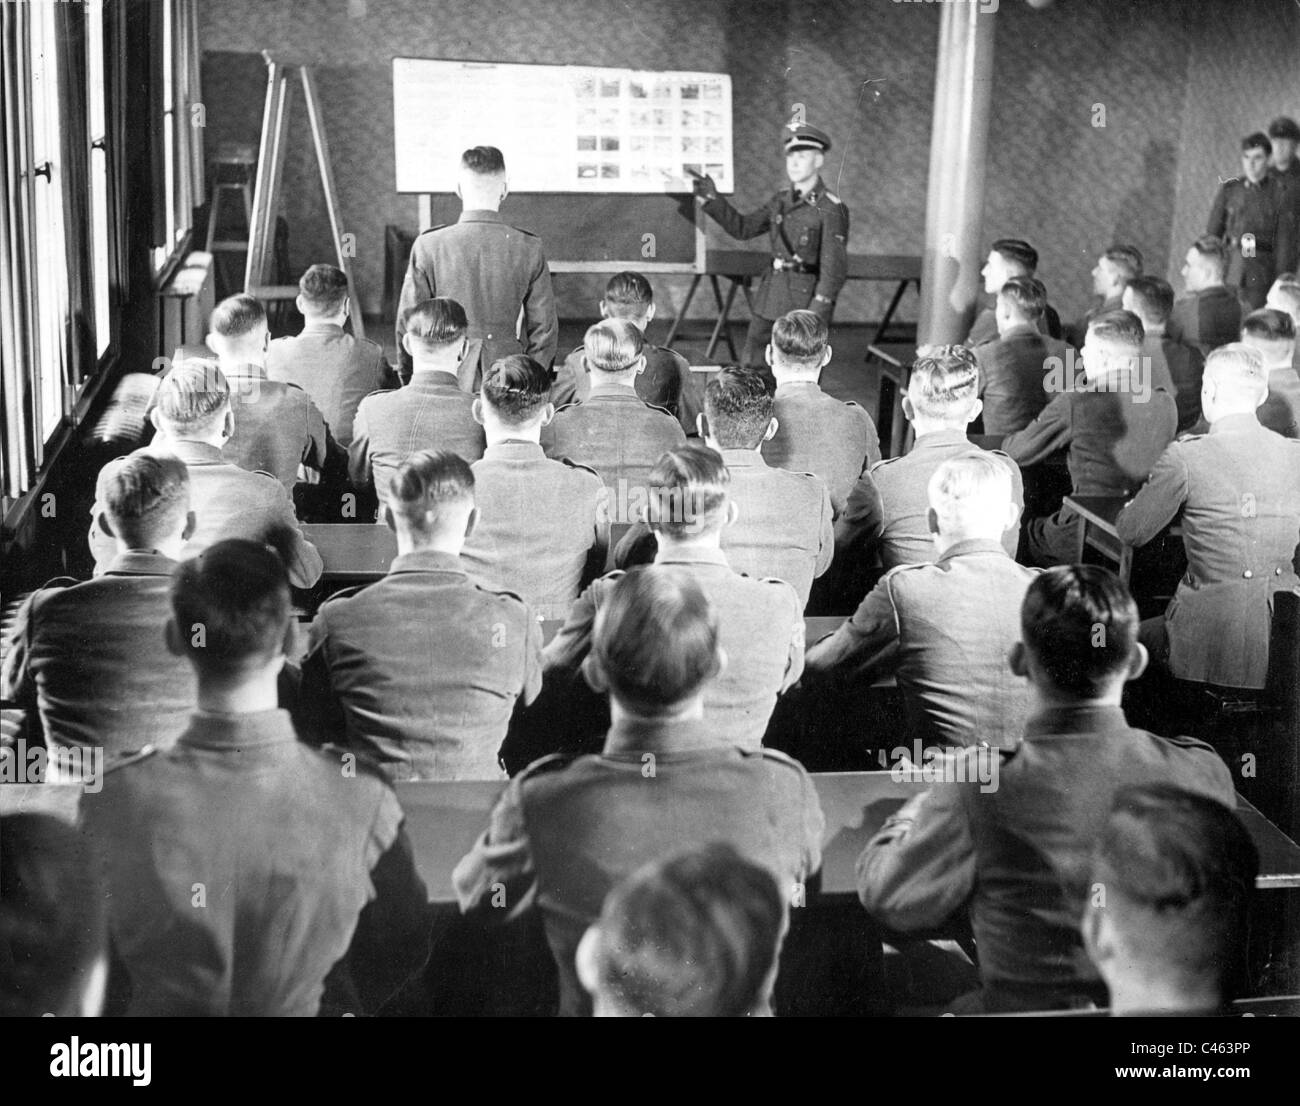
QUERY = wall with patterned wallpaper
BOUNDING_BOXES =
[197,0,1299,329]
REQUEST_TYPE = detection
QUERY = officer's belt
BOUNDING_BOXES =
[772,258,820,274]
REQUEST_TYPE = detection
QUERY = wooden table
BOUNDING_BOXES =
[302,523,397,580]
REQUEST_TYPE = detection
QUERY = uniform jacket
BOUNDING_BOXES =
[1116,413,1300,688]
[1167,286,1243,356]
[551,342,700,437]
[81,708,429,1016]
[762,380,881,515]
[1259,366,1300,439]
[452,714,825,1016]
[299,550,542,781]
[837,430,1025,568]
[0,551,194,759]
[974,324,1068,435]
[857,705,1235,1012]
[460,440,611,620]
[1142,332,1206,432]
[702,176,849,319]
[1207,175,1295,300]
[542,547,805,748]
[266,323,398,446]
[396,209,558,380]
[348,371,487,499]
[805,539,1039,749]
[216,362,330,490]
[88,443,323,588]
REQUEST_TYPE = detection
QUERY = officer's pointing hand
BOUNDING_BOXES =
[691,172,718,203]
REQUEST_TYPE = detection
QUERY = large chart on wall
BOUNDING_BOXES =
[392,58,734,195]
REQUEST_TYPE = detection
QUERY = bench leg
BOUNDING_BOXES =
[663,273,701,349]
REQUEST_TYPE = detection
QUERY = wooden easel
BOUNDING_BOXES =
[245,53,366,337]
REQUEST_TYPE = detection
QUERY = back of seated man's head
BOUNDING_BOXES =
[1083,310,1145,378]
[904,346,980,428]
[1084,783,1258,1014]
[103,451,191,553]
[208,293,268,360]
[601,271,656,327]
[1121,276,1175,329]
[385,449,476,544]
[584,318,645,379]
[1264,279,1300,325]
[586,565,722,717]
[1015,565,1144,703]
[645,443,731,542]
[479,354,553,428]
[169,539,291,683]
[703,366,775,449]
[927,453,1017,550]
[1240,307,1296,368]
[297,263,349,321]
[577,842,787,1017]
[769,309,830,378]
[996,276,1047,326]
[1185,234,1229,290]
[1201,343,1269,418]
[402,297,469,366]
[0,813,108,1018]
[153,359,231,439]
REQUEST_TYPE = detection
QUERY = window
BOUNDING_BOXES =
[152,0,201,275]
[86,0,111,360]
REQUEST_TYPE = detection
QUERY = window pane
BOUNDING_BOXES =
[87,0,110,358]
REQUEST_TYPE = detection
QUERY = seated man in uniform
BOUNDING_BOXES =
[761,309,880,515]
[576,843,789,1018]
[1082,784,1258,1016]
[4,453,196,764]
[967,237,1064,346]
[543,318,685,506]
[87,362,322,588]
[550,270,699,436]
[545,444,805,749]
[1002,310,1177,567]
[266,263,398,447]
[299,450,541,781]
[806,454,1037,749]
[857,566,1235,1013]
[1122,275,1205,431]
[1067,245,1142,346]
[837,346,1024,569]
[453,566,824,1017]
[350,297,486,503]
[460,354,610,619]
[81,540,430,1016]
[1169,235,1243,355]
[1240,308,1300,438]
[203,293,330,490]
[1117,343,1300,691]
[974,277,1069,435]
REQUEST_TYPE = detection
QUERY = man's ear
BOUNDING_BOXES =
[164,617,185,658]
[575,925,603,1004]
[901,395,916,422]
[204,331,219,354]
[598,300,610,319]
[1008,641,1029,678]
[762,416,779,443]
[633,355,646,377]
[295,294,307,316]
[97,511,117,540]
[402,333,416,358]
[499,177,509,202]
[222,409,235,439]
[281,618,296,659]
[724,500,739,528]
[1004,500,1022,532]
[150,407,166,433]
[1126,642,1149,682]
[454,180,463,201]
[1081,901,1109,972]
[820,345,833,370]
[471,397,486,426]
[696,412,709,439]
[581,653,608,695]
[713,643,729,679]
[926,506,940,536]
[644,302,656,324]
[539,402,556,427]
[464,505,480,540]
[182,509,197,542]
[965,397,984,425]
[765,344,774,367]
[382,503,397,533]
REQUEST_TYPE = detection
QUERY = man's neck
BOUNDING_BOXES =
[166,429,226,451]
[302,314,345,330]
[909,418,967,439]
[1142,321,1167,338]
[484,421,542,446]
[705,435,762,455]
[773,370,820,388]
[589,372,638,391]
[654,533,724,559]
[1028,683,1124,713]
[998,316,1034,336]
[195,669,280,714]
[460,195,501,213]
[411,360,460,379]
[117,537,184,561]
[933,531,1001,556]
[1109,977,1222,1016]
[609,694,705,728]
[394,533,462,558]
[218,353,264,372]
[1208,406,1259,425]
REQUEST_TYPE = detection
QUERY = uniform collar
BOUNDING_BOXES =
[459,209,508,225]
[103,550,178,576]
[773,379,823,398]
[653,545,730,569]
[1000,322,1039,340]
[911,428,973,450]
[718,447,770,469]
[1210,412,1269,434]
[407,369,462,390]
[389,549,467,576]
[299,322,345,337]
[585,382,643,401]
[483,440,545,460]
[603,715,724,756]
[222,362,267,381]
[792,176,825,204]
[935,538,1012,563]
[180,708,298,751]
[1022,704,1131,740]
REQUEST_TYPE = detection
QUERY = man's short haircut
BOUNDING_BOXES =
[772,309,829,365]
[388,449,475,534]
[209,293,267,340]
[480,355,552,424]
[592,843,786,1017]
[1021,565,1139,698]
[603,271,654,318]
[591,565,721,712]
[1103,245,1144,282]
[0,813,107,1017]
[1269,280,1300,320]
[1190,234,1229,278]
[584,318,645,373]
[1087,309,1145,353]
[1124,275,1175,324]
[461,145,506,176]
[997,276,1047,320]
[1205,343,1268,404]
[1241,307,1296,343]
[1242,131,1272,156]
[403,297,468,350]
[906,345,979,422]
[298,264,349,316]
[155,359,229,433]
[1268,116,1300,142]
[171,539,290,677]
[704,366,774,448]
[103,451,190,548]
[1092,783,1258,1001]
[646,443,730,538]
[990,237,1039,274]
[928,453,1013,539]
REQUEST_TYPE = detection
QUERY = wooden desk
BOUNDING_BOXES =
[303,523,397,580]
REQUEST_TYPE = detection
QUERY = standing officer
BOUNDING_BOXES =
[396,146,558,386]
[693,124,849,371]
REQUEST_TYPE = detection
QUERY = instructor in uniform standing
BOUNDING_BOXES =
[397,146,558,387]
[693,124,849,373]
